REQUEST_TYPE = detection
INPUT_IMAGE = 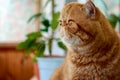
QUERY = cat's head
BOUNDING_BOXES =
[59,0,105,48]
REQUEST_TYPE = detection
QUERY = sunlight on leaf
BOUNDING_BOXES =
[27,31,42,40]
[51,12,60,30]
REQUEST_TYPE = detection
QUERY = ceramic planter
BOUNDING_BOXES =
[37,57,64,80]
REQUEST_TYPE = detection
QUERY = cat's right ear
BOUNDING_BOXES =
[84,0,96,19]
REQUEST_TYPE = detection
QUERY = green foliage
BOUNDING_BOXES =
[51,12,60,30]
[27,31,42,40]
[35,40,46,57]
[17,0,67,59]
[58,41,67,51]
[108,14,120,28]
[17,31,46,57]
[41,19,50,32]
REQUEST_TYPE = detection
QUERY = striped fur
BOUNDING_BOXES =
[51,1,120,80]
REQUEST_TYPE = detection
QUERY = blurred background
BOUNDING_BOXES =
[0,0,119,80]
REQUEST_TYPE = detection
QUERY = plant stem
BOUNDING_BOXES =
[51,0,55,17]
[49,0,55,56]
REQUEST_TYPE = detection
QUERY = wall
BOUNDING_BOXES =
[0,0,36,42]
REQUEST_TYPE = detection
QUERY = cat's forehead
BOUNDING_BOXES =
[59,2,85,20]
[62,2,84,13]
[65,2,84,7]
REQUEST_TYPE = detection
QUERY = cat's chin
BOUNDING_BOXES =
[61,33,93,45]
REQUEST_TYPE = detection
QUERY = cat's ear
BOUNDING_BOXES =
[84,0,96,19]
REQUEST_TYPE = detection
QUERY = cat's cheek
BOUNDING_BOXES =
[58,27,65,37]
[62,36,82,48]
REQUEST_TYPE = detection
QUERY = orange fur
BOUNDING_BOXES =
[50,1,120,80]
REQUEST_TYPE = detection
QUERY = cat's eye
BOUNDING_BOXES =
[68,19,75,22]
[68,19,75,25]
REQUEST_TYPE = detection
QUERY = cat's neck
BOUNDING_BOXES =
[67,30,120,66]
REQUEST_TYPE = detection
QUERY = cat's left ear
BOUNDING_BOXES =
[84,0,96,19]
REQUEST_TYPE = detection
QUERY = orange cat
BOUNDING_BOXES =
[50,0,120,80]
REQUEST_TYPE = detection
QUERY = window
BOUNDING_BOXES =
[0,0,36,42]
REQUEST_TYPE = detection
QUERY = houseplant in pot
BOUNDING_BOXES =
[17,0,67,80]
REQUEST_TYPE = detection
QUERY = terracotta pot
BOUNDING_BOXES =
[33,63,40,80]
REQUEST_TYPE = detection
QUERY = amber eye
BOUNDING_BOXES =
[68,19,75,25]
[68,19,74,22]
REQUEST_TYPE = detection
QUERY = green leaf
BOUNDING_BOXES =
[58,41,67,51]
[35,40,46,57]
[16,41,27,50]
[24,46,33,56]
[16,39,32,50]
[27,31,42,40]
[41,28,48,32]
[51,12,60,30]
[28,13,42,23]
[108,14,120,28]
[17,38,36,56]
[24,39,36,56]
[41,19,50,32]
[41,19,50,28]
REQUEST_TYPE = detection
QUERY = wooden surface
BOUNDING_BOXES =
[0,44,34,80]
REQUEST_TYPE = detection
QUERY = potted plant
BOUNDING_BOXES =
[17,0,67,80]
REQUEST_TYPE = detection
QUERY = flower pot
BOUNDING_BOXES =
[37,57,64,80]
[33,63,40,80]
